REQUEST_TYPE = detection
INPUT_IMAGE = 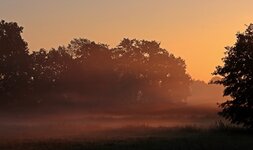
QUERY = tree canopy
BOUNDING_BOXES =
[0,20,191,112]
[213,24,253,128]
[0,20,31,104]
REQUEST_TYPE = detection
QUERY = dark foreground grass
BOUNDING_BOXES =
[1,126,253,150]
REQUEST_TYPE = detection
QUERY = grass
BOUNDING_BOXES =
[1,125,253,150]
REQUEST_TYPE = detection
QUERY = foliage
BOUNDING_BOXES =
[112,39,191,103]
[0,20,31,104]
[213,24,253,128]
[0,20,191,110]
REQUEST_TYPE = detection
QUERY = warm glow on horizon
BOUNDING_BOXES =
[1,0,253,81]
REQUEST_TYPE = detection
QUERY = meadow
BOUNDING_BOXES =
[1,125,252,150]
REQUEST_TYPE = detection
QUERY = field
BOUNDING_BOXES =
[1,126,253,150]
[1,105,251,150]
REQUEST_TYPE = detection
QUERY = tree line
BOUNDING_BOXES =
[0,20,191,108]
[2,20,253,128]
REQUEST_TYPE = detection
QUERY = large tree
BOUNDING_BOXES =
[63,38,118,101]
[113,39,191,104]
[0,20,31,104]
[213,24,253,128]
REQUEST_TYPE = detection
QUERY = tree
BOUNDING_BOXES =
[213,24,253,128]
[113,39,191,104]
[0,20,31,104]
[59,38,119,104]
[30,48,72,91]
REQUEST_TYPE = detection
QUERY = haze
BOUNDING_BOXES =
[1,0,253,81]
[0,0,250,143]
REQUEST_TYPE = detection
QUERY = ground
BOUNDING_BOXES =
[1,126,253,150]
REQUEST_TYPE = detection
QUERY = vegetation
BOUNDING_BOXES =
[0,20,31,104]
[0,20,191,110]
[1,19,253,149]
[213,24,253,128]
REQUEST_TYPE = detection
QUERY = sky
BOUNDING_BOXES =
[1,0,253,82]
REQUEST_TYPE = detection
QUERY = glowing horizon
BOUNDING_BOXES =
[1,0,253,82]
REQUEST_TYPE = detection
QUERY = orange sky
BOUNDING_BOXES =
[1,0,253,82]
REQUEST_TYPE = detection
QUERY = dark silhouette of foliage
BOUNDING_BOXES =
[213,24,253,128]
[61,39,120,104]
[112,39,191,104]
[0,20,191,112]
[0,20,31,104]
[29,48,73,104]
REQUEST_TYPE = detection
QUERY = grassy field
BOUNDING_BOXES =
[1,125,253,150]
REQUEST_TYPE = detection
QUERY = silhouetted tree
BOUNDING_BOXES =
[58,39,120,105]
[0,20,31,104]
[29,47,73,104]
[113,39,191,104]
[213,24,253,128]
